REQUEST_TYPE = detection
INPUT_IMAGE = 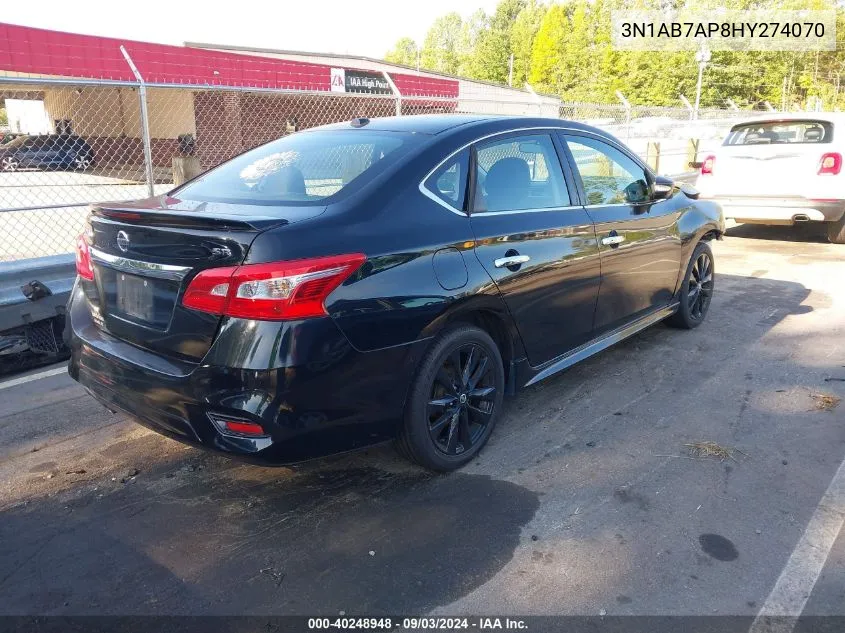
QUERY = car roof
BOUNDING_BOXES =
[309,114,603,137]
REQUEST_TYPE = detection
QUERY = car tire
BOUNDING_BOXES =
[397,324,505,472]
[827,215,845,244]
[1,157,19,172]
[666,241,715,330]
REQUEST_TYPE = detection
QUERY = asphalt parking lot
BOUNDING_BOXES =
[0,224,843,620]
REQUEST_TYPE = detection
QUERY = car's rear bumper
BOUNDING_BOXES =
[65,283,426,465]
[702,196,845,224]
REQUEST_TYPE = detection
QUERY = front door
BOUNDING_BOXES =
[469,131,601,366]
[562,133,682,335]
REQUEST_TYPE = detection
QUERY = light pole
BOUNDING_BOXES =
[694,45,711,120]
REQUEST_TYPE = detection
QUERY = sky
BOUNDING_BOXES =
[2,0,500,58]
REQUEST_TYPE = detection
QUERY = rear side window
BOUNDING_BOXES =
[724,120,833,145]
[176,130,419,206]
[423,149,469,211]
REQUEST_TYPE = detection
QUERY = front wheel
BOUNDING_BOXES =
[666,241,715,329]
[1,156,19,172]
[397,324,505,472]
[827,215,845,244]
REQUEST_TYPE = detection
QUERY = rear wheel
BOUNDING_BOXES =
[827,215,845,244]
[666,241,715,329]
[397,324,505,472]
[1,157,19,172]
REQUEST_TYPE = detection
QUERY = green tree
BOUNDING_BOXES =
[529,4,568,94]
[409,0,845,110]
[456,9,489,77]
[510,1,547,87]
[420,13,464,74]
[0,107,7,128]
[469,0,527,83]
[385,37,419,67]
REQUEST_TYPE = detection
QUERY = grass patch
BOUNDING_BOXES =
[811,393,841,412]
[684,441,746,462]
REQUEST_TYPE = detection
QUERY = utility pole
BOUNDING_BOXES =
[694,44,711,120]
[781,75,788,111]
[508,54,514,87]
[615,90,632,143]
[679,94,694,120]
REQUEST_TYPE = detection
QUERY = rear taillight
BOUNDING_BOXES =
[182,253,366,321]
[700,155,715,175]
[818,152,842,175]
[75,234,94,280]
[207,413,267,437]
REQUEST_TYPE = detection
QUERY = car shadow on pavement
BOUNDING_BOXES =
[726,223,829,244]
[0,448,539,615]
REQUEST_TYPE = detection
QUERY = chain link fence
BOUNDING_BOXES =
[558,101,771,176]
[1,75,753,263]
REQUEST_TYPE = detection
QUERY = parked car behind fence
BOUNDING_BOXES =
[0,134,95,172]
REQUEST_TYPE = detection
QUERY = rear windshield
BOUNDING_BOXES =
[723,120,833,145]
[176,130,419,206]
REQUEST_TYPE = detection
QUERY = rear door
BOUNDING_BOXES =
[469,131,601,366]
[562,133,682,335]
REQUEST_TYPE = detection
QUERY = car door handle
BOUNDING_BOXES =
[601,235,625,246]
[494,255,530,268]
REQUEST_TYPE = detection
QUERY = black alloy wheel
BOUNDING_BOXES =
[667,241,715,329]
[398,324,505,471]
[427,343,497,456]
[687,250,714,321]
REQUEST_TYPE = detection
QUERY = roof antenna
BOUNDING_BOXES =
[350,117,370,128]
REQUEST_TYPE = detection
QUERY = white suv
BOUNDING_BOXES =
[696,113,845,244]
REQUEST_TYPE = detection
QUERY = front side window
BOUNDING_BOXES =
[565,136,650,206]
[176,130,419,206]
[472,134,570,213]
[423,149,469,211]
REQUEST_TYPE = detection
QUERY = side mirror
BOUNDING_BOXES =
[651,175,674,200]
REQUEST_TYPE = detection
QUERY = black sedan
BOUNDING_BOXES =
[0,134,95,171]
[66,115,724,471]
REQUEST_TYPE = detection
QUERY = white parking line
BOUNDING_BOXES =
[749,454,845,632]
[0,365,68,391]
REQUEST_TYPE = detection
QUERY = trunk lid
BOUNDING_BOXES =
[84,195,324,362]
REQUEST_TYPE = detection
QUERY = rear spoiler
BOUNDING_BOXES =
[91,206,289,232]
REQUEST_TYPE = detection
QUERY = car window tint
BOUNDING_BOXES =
[423,149,469,211]
[177,130,420,206]
[473,134,569,213]
[724,120,833,145]
[565,136,650,205]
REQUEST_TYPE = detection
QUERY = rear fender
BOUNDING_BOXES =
[673,200,724,294]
